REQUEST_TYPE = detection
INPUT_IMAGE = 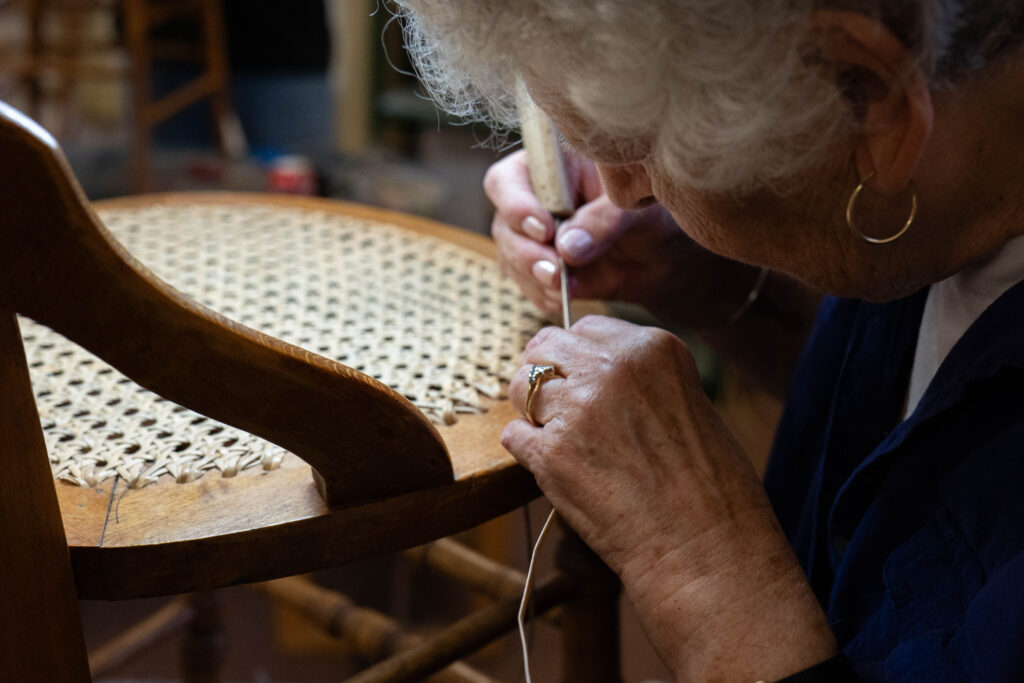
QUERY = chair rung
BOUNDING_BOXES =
[254,577,496,683]
[0,55,124,79]
[143,0,203,28]
[403,538,526,600]
[347,571,576,683]
[140,71,218,125]
[149,39,204,62]
[87,596,192,677]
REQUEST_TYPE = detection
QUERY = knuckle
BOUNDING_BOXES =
[571,314,605,334]
[490,215,507,239]
[500,425,528,462]
[499,427,514,452]
[510,362,528,386]
[644,325,677,348]
[483,152,522,197]
[482,163,501,198]
[641,326,695,365]
[525,325,559,352]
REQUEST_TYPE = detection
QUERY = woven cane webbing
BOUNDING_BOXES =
[22,201,546,489]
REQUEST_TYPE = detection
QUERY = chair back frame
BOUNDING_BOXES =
[0,102,454,507]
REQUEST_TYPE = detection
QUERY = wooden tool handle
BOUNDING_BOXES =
[516,81,574,218]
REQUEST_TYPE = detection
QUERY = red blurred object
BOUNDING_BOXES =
[266,155,316,195]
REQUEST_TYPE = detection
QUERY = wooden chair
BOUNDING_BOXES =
[0,0,243,191]
[0,101,620,681]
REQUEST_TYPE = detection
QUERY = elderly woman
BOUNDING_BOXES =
[395,2,1024,680]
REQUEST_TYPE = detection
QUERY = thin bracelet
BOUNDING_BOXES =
[725,266,770,326]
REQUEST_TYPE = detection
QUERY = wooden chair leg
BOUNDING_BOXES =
[557,530,622,683]
[197,0,244,159]
[54,0,88,138]
[24,0,45,118]
[0,312,90,682]
[181,590,224,683]
[122,0,152,192]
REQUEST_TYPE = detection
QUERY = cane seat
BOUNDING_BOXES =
[0,101,544,680]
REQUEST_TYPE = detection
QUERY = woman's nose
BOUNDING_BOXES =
[597,162,656,210]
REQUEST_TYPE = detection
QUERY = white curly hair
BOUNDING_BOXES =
[391,0,1024,194]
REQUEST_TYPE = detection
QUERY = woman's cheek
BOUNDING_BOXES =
[648,175,721,252]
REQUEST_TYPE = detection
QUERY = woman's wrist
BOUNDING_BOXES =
[617,504,837,682]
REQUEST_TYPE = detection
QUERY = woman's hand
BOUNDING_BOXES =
[486,151,746,326]
[486,149,824,398]
[504,315,837,681]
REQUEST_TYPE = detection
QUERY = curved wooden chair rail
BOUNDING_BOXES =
[0,101,547,681]
[0,101,450,506]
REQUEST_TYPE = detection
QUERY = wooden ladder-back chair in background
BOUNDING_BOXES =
[0,102,621,682]
[0,0,244,191]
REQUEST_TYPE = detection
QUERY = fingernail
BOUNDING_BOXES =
[522,216,548,241]
[532,259,558,286]
[557,229,594,261]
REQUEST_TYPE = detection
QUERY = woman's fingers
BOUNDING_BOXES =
[567,316,692,369]
[520,325,596,371]
[566,314,635,343]
[486,151,569,310]
[555,195,630,266]
[507,319,644,432]
[491,214,563,311]
[507,357,566,425]
[506,322,606,430]
[484,150,556,242]
[501,418,547,468]
[507,318,702,438]
[487,150,666,309]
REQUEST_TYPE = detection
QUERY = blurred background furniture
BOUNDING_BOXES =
[0,0,244,190]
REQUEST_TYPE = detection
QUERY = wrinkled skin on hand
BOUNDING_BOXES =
[505,315,770,577]
[504,315,837,681]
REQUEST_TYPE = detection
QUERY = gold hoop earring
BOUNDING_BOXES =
[845,172,918,245]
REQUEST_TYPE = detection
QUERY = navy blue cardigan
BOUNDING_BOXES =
[764,282,1024,681]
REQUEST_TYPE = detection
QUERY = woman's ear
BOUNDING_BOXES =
[812,10,933,196]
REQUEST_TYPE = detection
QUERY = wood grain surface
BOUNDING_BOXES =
[0,311,91,681]
[0,102,540,601]
[0,104,453,508]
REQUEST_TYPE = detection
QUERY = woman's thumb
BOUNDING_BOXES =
[554,195,629,266]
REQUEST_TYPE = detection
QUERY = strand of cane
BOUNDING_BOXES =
[518,505,558,682]
[518,254,571,683]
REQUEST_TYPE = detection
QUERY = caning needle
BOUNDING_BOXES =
[515,79,574,683]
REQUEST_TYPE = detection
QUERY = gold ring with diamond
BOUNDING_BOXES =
[525,364,557,426]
